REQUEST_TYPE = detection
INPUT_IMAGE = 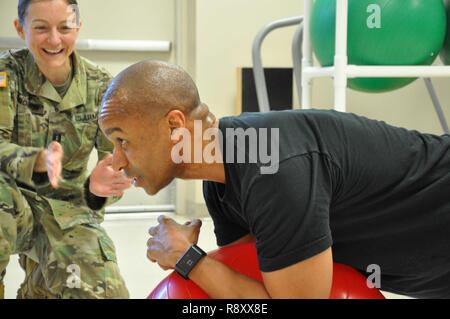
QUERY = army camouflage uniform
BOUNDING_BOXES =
[0,49,129,298]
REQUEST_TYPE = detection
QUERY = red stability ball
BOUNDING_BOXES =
[148,242,385,299]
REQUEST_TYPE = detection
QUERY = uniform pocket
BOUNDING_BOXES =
[43,197,96,230]
[98,234,117,263]
[64,120,97,171]
[16,104,32,146]
[97,232,129,298]
[74,121,97,154]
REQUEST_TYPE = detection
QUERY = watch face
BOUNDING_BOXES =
[176,245,206,279]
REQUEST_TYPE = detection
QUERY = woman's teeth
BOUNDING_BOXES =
[43,48,64,54]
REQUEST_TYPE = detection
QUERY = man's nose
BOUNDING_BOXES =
[112,147,128,172]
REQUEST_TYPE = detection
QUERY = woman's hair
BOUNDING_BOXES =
[18,0,79,25]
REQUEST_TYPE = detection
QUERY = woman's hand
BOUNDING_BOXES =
[34,141,64,188]
[89,154,132,197]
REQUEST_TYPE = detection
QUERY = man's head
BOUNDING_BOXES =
[99,60,211,195]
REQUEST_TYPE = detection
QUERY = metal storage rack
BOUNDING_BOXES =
[252,0,449,133]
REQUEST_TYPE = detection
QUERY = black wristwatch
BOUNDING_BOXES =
[175,244,207,280]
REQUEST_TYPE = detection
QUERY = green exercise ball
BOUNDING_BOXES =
[440,0,450,64]
[311,0,447,93]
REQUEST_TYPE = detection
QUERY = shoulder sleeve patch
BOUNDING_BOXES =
[0,72,7,88]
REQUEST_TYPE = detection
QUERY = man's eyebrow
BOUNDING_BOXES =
[105,127,123,135]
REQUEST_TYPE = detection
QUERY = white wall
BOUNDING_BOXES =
[0,1,17,35]
[76,0,175,75]
[195,0,302,118]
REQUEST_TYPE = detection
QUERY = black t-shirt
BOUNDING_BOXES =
[203,109,450,298]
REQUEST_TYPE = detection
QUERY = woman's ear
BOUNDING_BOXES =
[13,19,25,40]
[72,19,82,33]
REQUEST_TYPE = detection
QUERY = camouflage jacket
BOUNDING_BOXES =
[0,49,118,228]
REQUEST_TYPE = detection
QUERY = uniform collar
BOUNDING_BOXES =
[24,50,87,110]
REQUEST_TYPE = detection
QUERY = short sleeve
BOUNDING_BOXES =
[203,181,249,246]
[245,153,334,272]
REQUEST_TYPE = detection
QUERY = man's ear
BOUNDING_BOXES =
[14,19,25,40]
[167,110,187,142]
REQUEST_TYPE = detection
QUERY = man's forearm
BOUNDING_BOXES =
[188,256,271,299]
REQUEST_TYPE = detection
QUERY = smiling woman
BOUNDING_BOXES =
[0,0,131,298]
[15,0,80,86]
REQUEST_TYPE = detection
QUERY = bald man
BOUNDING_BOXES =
[99,60,450,299]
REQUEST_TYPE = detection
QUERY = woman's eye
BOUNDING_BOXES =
[59,26,72,32]
[117,138,127,147]
[35,26,47,31]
